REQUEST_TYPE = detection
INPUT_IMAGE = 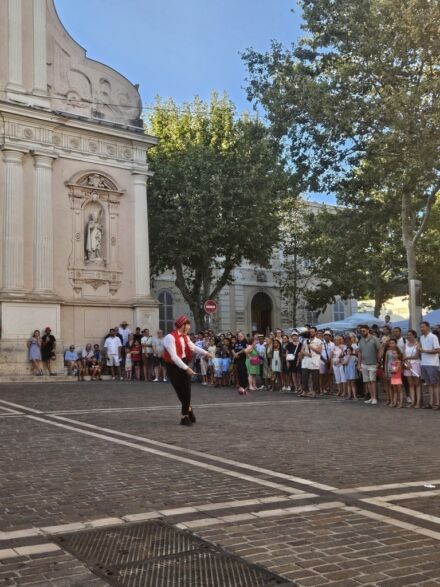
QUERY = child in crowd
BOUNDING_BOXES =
[383,338,398,405]
[213,352,223,387]
[271,339,282,391]
[207,338,217,385]
[343,346,358,399]
[125,351,133,381]
[390,349,404,408]
[89,356,102,380]
[332,336,346,397]
[222,350,231,386]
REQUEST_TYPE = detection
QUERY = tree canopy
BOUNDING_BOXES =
[146,94,294,329]
[244,0,440,325]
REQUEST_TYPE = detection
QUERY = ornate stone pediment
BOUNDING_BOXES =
[46,1,142,127]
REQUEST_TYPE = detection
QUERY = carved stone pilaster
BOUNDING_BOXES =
[2,149,25,292]
[132,172,151,298]
[6,0,24,93]
[33,0,48,95]
[33,154,56,292]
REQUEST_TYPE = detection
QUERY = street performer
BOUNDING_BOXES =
[163,315,213,426]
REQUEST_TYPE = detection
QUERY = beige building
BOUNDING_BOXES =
[153,202,356,334]
[0,0,158,373]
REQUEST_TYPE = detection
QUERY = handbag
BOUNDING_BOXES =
[286,353,295,361]
[249,355,261,366]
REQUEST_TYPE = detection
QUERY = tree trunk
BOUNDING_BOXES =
[292,246,298,326]
[190,303,205,333]
[373,297,381,319]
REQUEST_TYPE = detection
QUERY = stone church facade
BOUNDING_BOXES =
[0,0,158,373]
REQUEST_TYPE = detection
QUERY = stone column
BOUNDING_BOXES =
[6,0,23,92]
[2,150,25,291]
[132,172,151,298]
[32,0,47,95]
[33,154,55,292]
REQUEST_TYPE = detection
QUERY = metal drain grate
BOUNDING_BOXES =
[52,521,294,587]
[55,521,201,567]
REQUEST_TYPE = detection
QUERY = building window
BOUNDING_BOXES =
[159,291,174,334]
[333,299,345,322]
[305,310,320,325]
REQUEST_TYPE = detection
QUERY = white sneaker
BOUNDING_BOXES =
[152,378,160,382]
[364,399,372,404]
[281,386,286,391]
[120,377,124,381]
[287,386,291,391]
[163,378,168,382]
[371,399,378,405]
[406,396,412,404]
[202,382,208,386]
[112,376,115,381]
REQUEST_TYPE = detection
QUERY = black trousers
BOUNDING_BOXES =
[166,362,191,415]
[302,368,319,393]
[236,359,248,388]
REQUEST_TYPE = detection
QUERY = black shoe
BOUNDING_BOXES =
[180,416,192,426]
[188,409,196,423]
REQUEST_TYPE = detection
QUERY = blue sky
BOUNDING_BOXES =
[55,0,301,112]
[54,1,330,204]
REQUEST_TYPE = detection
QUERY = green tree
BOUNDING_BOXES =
[300,197,407,317]
[244,0,440,326]
[275,199,314,326]
[147,94,292,330]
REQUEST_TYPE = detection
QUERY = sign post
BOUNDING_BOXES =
[204,300,218,315]
[204,300,218,330]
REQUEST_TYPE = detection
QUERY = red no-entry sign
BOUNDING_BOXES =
[204,300,218,314]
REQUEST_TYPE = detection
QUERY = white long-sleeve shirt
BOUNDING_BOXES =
[163,333,209,371]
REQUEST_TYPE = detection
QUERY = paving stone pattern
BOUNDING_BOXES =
[390,495,440,519]
[1,383,440,586]
[198,508,440,586]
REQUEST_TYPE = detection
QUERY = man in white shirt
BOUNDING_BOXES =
[320,331,335,394]
[104,329,123,380]
[141,328,154,381]
[301,327,323,398]
[420,321,440,409]
[118,321,131,346]
[163,315,213,426]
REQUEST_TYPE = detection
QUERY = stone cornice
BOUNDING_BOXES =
[0,101,157,146]
[0,107,152,171]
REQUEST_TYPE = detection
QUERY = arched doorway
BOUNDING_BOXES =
[251,292,273,334]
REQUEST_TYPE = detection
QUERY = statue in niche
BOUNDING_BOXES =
[85,211,103,261]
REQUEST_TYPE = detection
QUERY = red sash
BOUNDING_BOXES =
[163,331,192,364]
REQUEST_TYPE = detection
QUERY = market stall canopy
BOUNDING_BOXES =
[315,312,385,333]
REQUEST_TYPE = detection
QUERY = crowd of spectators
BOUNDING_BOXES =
[186,321,440,410]
[27,319,440,411]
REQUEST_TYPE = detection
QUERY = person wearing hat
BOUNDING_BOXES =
[163,315,213,426]
[41,327,57,375]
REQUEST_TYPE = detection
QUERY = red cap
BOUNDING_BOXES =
[45,326,52,331]
[175,315,190,328]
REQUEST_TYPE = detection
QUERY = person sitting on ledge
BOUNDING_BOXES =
[64,345,78,376]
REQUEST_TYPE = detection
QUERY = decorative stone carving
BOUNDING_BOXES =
[85,211,103,261]
[67,172,124,296]
[256,270,268,283]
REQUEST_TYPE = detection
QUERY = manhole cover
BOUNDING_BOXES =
[52,521,294,587]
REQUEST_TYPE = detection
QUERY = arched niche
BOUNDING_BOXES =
[66,172,125,297]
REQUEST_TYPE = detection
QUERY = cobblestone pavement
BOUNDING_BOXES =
[1,382,440,586]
